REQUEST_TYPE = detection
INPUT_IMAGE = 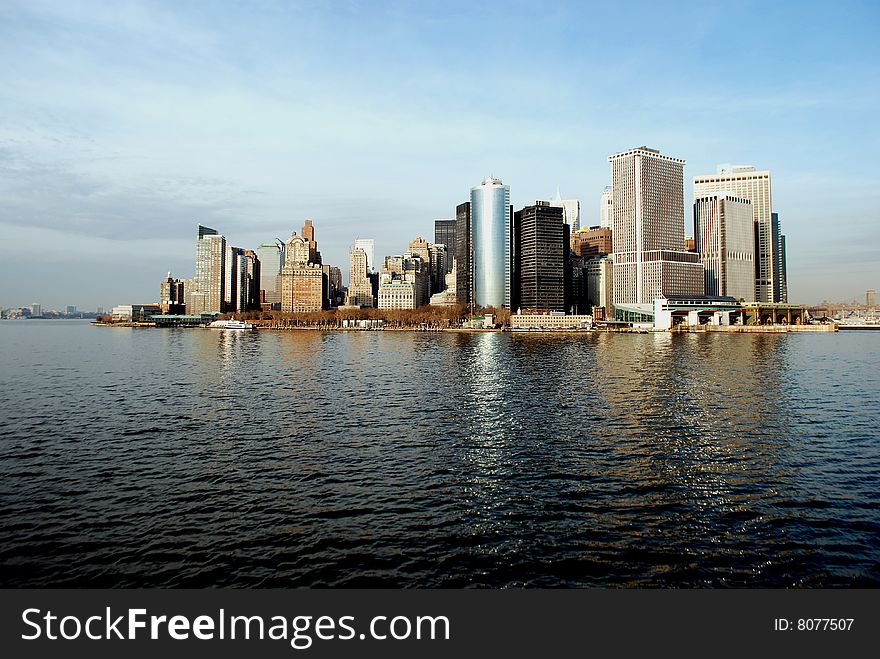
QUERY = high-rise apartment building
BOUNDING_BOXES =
[347,246,374,307]
[513,202,565,312]
[609,147,703,306]
[434,219,456,276]
[353,238,375,273]
[471,178,512,309]
[192,225,225,314]
[694,195,754,300]
[455,202,471,305]
[868,290,876,309]
[599,186,613,229]
[693,165,775,302]
[30,303,42,318]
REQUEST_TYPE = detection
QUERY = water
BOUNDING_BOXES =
[1,320,878,587]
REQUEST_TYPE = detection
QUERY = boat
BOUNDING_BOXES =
[207,320,254,330]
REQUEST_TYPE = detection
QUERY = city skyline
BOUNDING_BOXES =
[1,0,878,309]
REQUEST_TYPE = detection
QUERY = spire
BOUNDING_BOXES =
[555,185,562,203]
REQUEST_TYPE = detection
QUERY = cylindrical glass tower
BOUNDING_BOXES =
[471,177,511,309]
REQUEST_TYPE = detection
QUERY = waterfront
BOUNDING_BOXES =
[0,320,878,587]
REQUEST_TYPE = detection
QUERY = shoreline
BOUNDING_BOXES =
[90,321,838,334]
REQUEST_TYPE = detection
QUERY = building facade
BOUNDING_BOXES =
[513,202,565,312]
[255,239,284,306]
[549,188,581,231]
[599,186,613,229]
[471,178,512,309]
[571,226,613,259]
[192,225,226,314]
[434,219,456,276]
[694,195,754,301]
[693,165,776,302]
[585,255,613,315]
[455,201,471,305]
[609,147,703,306]
[347,247,374,307]
[279,225,324,313]
[353,238,375,273]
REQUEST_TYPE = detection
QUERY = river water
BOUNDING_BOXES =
[1,320,877,587]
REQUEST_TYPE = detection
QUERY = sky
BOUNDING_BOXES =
[1,0,878,309]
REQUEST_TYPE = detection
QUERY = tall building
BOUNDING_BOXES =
[471,177,512,309]
[549,187,581,231]
[513,202,565,312]
[694,195,755,300]
[455,202,471,305]
[224,245,244,312]
[772,212,788,303]
[427,242,448,294]
[30,303,42,318]
[434,219,456,276]
[159,273,186,313]
[353,238,375,272]
[347,246,374,307]
[693,165,775,302]
[599,186,613,229]
[609,147,703,306]
[301,219,321,264]
[585,255,613,315]
[255,239,284,305]
[280,264,324,313]
[868,290,876,309]
[192,225,225,313]
[279,224,324,313]
[242,250,261,311]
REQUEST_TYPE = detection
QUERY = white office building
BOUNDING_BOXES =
[609,147,703,307]
[693,165,775,302]
[694,195,755,301]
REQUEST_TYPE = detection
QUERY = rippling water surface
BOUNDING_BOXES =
[1,320,878,587]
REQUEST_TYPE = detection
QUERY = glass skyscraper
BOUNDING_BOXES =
[470,177,511,309]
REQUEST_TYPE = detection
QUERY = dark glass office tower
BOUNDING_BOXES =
[513,202,565,312]
[455,202,471,305]
[434,219,456,277]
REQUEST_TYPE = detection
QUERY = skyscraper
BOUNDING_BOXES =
[192,225,225,313]
[301,219,321,264]
[255,239,284,305]
[455,202,471,305]
[471,177,512,309]
[513,202,565,312]
[353,238,375,273]
[693,165,775,302]
[599,186,613,229]
[609,147,703,306]
[694,195,754,300]
[347,246,374,307]
[434,219,456,276]
[772,212,789,303]
[549,187,581,231]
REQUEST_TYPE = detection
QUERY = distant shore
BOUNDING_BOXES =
[91,321,838,334]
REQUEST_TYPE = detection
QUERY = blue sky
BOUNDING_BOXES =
[1,0,878,308]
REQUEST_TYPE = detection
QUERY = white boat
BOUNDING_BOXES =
[208,319,253,330]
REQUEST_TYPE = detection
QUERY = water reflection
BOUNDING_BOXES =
[0,322,877,587]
